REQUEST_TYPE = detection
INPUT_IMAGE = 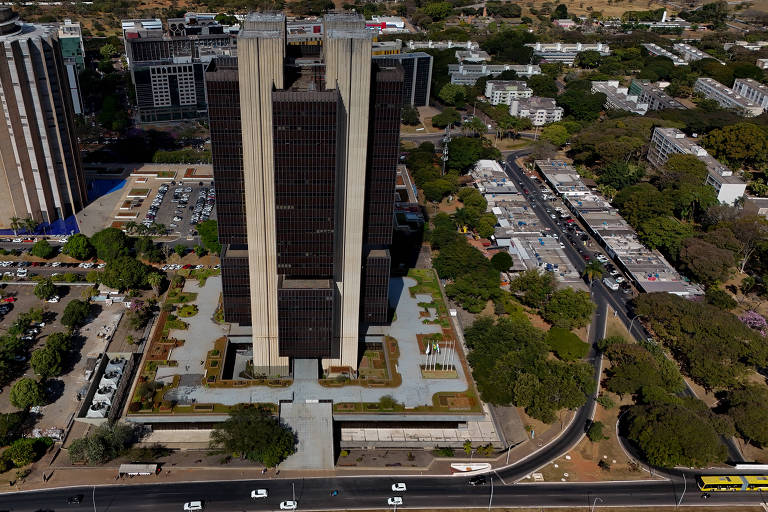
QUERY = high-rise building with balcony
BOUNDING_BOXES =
[0,8,85,232]
[206,12,403,376]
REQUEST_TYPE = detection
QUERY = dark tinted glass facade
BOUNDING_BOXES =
[277,279,335,358]
[205,58,250,325]
[272,91,338,278]
[362,250,391,324]
[373,52,432,107]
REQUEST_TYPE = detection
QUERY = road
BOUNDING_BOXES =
[4,473,768,511]
[502,150,744,464]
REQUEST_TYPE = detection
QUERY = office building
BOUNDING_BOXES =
[122,16,236,123]
[373,52,432,106]
[448,63,540,85]
[648,127,746,205]
[455,49,490,63]
[0,8,85,231]
[509,97,563,126]
[406,40,478,51]
[206,13,403,376]
[484,80,532,105]
[628,79,686,110]
[642,43,687,66]
[526,42,610,66]
[53,19,84,114]
[724,40,768,51]
[694,77,763,116]
[591,81,649,115]
[672,43,714,63]
[731,78,768,111]
[371,39,401,55]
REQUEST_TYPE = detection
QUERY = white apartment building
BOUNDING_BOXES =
[648,127,746,205]
[448,63,541,85]
[485,80,532,105]
[642,43,687,66]
[694,77,764,116]
[525,42,610,66]
[509,97,564,126]
[591,81,649,115]
[724,40,768,51]
[731,78,768,111]
[672,43,718,63]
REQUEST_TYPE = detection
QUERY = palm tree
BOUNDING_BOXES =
[582,261,605,285]
[146,272,163,295]
[9,216,20,236]
[125,221,138,234]
[152,223,167,236]
[23,217,37,235]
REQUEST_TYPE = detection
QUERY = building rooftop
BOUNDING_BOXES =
[516,96,559,110]
[486,80,530,93]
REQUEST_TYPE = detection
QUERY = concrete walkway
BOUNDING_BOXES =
[165,277,471,408]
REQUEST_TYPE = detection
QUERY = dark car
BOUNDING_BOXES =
[67,495,84,504]
[468,475,487,486]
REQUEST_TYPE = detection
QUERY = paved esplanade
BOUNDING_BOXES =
[165,276,470,407]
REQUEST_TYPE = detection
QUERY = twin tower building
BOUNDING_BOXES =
[206,13,404,376]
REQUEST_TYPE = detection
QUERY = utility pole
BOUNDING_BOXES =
[442,125,451,176]
[677,474,686,508]
[92,485,96,512]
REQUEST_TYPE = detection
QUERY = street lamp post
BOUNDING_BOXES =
[677,474,687,508]
[628,314,641,338]
[591,497,603,512]
[488,475,494,511]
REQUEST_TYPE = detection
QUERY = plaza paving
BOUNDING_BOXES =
[165,276,471,408]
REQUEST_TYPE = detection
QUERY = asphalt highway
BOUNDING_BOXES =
[3,474,767,511]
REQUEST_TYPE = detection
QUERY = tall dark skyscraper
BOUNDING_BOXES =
[206,12,403,376]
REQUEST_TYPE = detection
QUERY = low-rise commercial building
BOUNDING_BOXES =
[526,42,610,66]
[648,127,746,205]
[484,80,532,105]
[456,49,490,63]
[672,42,716,62]
[448,63,541,85]
[642,43,687,66]
[366,16,407,34]
[694,77,764,116]
[535,159,703,297]
[509,97,564,126]
[628,79,686,110]
[591,81,649,115]
[731,78,768,111]
[406,40,478,51]
[724,40,768,51]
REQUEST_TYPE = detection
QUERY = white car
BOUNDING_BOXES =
[97,263,106,269]
[16,269,27,277]
[51,261,61,267]
[46,296,60,303]
[387,497,403,506]
[12,238,21,243]
[391,483,407,492]
[183,502,203,511]
[251,489,268,499]
[279,501,297,510]
[615,276,625,284]
[195,265,204,270]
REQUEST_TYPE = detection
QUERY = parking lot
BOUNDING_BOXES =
[136,181,216,238]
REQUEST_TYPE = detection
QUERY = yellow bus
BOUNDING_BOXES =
[697,475,768,492]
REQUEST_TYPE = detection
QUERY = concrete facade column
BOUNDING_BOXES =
[322,14,372,371]
[238,13,290,376]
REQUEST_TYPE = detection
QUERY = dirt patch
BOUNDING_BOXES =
[605,308,632,340]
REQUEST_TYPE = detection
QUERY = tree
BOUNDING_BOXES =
[556,89,606,121]
[604,343,684,396]
[438,83,468,108]
[679,238,734,284]
[423,1,453,20]
[727,215,768,273]
[625,402,727,467]
[446,136,500,174]
[209,406,297,467]
[638,216,695,261]
[726,384,768,447]
[576,50,602,69]
[582,261,605,284]
[490,251,513,272]
[546,327,589,361]
[101,256,150,291]
[61,299,91,328]
[541,288,595,329]
[90,228,129,262]
[193,244,208,257]
[614,183,673,226]
[33,279,57,301]
[6,438,36,466]
[587,421,606,442]
[402,105,420,126]
[62,234,94,261]
[553,3,568,18]
[146,272,163,295]
[431,107,461,128]
[30,346,62,378]
[30,240,55,259]
[528,75,558,98]
[703,123,768,167]
[0,412,24,446]
[434,238,489,280]
[509,269,556,307]
[541,124,569,147]
[99,43,117,59]
[704,287,737,310]
[197,220,221,255]
[9,378,44,409]
[174,245,187,257]
[68,422,135,464]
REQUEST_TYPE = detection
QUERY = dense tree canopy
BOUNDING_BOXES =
[10,378,44,409]
[61,299,91,328]
[68,422,135,464]
[30,240,56,259]
[101,256,151,291]
[90,228,129,262]
[725,384,768,447]
[62,234,95,261]
[209,406,296,467]
[197,220,222,255]
[703,123,768,167]
[541,288,595,329]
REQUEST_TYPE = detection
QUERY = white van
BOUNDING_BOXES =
[603,277,619,291]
